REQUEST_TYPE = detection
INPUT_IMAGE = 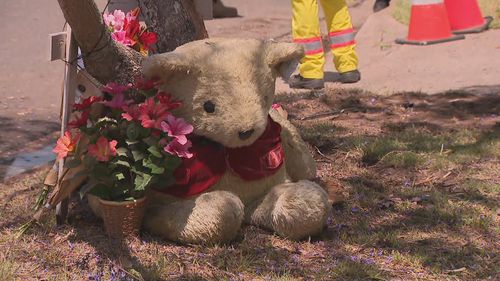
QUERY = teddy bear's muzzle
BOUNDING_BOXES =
[238,129,255,140]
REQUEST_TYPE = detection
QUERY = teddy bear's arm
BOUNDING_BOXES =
[269,109,316,181]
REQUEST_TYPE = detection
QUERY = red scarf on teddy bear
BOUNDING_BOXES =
[156,116,284,197]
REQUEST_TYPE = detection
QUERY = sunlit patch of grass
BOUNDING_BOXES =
[331,260,386,281]
[392,0,500,29]
[379,151,420,168]
[297,121,346,148]
[356,127,499,169]
[391,250,425,269]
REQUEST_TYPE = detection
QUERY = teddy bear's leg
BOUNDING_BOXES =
[246,180,331,240]
[143,190,244,244]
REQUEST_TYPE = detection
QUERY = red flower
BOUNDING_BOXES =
[68,111,89,128]
[124,14,140,46]
[138,98,171,129]
[157,92,181,110]
[53,131,80,160]
[73,96,102,111]
[88,136,118,162]
[121,104,141,121]
[139,31,157,51]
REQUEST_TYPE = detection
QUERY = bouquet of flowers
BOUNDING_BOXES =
[103,8,157,55]
[53,79,193,202]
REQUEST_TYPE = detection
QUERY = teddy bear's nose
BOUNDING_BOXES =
[238,129,255,140]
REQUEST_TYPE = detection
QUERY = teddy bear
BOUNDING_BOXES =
[141,38,331,244]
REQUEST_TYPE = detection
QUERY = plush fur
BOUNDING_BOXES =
[141,38,331,244]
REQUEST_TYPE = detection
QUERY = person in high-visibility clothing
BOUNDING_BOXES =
[289,0,361,89]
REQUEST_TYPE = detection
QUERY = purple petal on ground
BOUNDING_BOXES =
[364,258,375,265]
[403,179,412,187]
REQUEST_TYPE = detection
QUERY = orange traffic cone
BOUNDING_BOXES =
[396,0,464,45]
[444,0,493,34]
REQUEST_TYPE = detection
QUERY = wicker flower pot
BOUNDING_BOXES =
[98,197,147,238]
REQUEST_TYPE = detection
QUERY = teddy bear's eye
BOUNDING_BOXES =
[203,100,215,113]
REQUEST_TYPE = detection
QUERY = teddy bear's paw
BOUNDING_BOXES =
[144,191,244,244]
[271,180,331,240]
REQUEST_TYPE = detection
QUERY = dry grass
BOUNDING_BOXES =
[392,0,500,29]
[1,87,499,280]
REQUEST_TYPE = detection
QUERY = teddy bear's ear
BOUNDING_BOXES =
[265,41,305,80]
[142,52,198,83]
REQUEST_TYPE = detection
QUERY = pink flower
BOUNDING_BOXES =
[102,82,130,95]
[121,104,141,121]
[112,10,126,30]
[125,8,139,23]
[102,93,131,109]
[111,30,133,46]
[103,10,125,31]
[138,98,171,129]
[164,139,193,159]
[88,136,118,162]
[53,131,80,160]
[272,103,282,110]
[160,115,193,145]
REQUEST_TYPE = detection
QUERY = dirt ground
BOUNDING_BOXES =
[1,86,498,280]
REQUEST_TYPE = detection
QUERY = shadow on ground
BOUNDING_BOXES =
[0,116,59,181]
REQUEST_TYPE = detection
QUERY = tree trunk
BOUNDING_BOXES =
[139,0,209,53]
[56,0,208,84]
[57,0,143,85]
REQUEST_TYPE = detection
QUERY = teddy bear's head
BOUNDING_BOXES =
[142,38,303,148]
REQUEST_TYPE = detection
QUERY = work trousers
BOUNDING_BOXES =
[292,0,358,79]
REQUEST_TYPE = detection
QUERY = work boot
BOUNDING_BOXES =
[289,74,325,90]
[213,0,238,18]
[337,70,361,84]
[373,0,390,12]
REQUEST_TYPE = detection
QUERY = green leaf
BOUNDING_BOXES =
[87,183,111,200]
[131,150,145,162]
[164,156,182,173]
[114,159,131,168]
[126,123,140,140]
[134,174,152,191]
[116,147,129,157]
[126,139,139,145]
[142,137,157,146]
[139,126,151,138]
[143,157,165,174]
[147,145,163,158]
[114,172,125,181]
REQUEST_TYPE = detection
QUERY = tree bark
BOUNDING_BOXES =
[57,0,208,84]
[139,0,209,53]
[57,0,143,85]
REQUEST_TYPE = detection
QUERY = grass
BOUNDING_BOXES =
[0,88,499,280]
[392,0,500,29]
